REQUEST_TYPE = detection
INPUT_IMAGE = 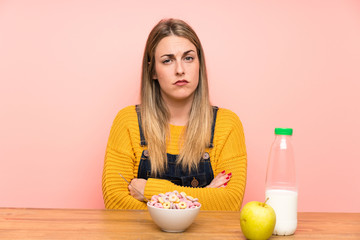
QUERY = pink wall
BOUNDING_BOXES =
[1,0,359,212]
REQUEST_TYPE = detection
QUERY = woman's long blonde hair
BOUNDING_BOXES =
[140,18,213,176]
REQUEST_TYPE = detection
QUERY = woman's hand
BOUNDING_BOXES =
[206,171,232,188]
[129,178,147,201]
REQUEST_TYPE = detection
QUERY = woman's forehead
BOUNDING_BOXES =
[155,36,196,57]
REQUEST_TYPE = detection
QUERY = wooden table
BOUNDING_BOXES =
[1,208,359,239]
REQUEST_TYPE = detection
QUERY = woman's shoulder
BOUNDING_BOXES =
[215,107,244,130]
[112,105,138,126]
[216,107,241,121]
[107,105,140,148]
[117,105,137,115]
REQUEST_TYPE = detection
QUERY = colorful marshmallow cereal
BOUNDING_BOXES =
[148,190,201,209]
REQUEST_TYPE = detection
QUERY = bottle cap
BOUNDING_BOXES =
[275,128,293,135]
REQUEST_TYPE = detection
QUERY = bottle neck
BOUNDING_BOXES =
[275,135,291,149]
[271,134,293,154]
[275,135,292,141]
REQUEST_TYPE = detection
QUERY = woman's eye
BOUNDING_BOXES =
[162,59,172,64]
[184,56,194,62]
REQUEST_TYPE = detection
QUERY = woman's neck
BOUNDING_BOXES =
[164,97,193,126]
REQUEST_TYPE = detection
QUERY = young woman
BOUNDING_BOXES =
[102,18,247,211]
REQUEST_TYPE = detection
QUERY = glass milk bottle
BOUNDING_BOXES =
[265,128,297,235]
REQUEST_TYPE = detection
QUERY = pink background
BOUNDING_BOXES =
[1,0,359,212]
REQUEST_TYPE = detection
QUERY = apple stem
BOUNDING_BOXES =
[263,197,269,207]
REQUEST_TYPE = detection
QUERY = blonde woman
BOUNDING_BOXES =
[102,19,247,211]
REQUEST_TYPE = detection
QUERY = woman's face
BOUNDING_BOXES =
[153,36,199,104]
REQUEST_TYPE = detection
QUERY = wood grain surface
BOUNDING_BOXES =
[1,208,359,239]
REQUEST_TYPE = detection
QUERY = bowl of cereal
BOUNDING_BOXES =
[147,190,201,232]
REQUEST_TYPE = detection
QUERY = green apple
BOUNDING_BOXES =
[240,198,276,240]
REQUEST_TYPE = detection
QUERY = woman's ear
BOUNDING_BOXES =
[149,61,157,80]
[152,72,157,80]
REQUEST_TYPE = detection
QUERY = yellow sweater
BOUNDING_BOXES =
[102,105,247,211]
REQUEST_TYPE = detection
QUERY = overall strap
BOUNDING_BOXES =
[209,106,219,148]
[135,105,147,146]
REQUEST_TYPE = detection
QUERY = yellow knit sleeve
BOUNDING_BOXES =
[144,108,247,211]
[102,106,147,209]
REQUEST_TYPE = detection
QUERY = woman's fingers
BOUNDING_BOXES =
[128,178,147,201]
[206,171,232,188]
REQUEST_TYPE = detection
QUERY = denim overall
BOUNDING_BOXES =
[136,105,218,188]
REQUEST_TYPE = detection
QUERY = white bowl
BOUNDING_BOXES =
[147,202,201,232]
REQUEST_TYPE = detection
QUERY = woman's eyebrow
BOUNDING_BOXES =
[160,50,195,58]
[182,50,195,56]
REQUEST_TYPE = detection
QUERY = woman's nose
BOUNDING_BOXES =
[175,61,185,76]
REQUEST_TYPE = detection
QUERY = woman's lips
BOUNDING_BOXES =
[174,80,189,86]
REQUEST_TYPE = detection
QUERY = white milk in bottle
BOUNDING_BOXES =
[265,128,297,235]
[265,189,297,235]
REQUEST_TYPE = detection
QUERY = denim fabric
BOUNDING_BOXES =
[135,105,218,188]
